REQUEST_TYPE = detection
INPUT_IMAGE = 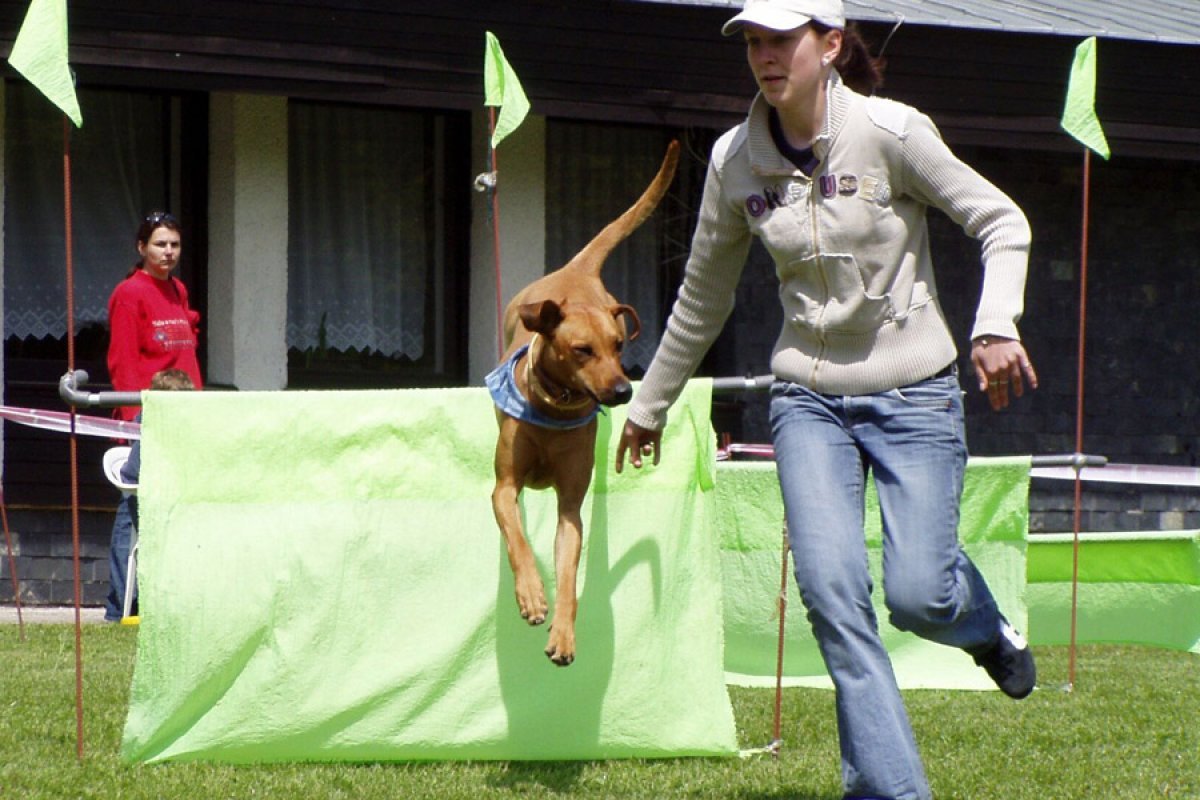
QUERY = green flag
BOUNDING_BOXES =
[483,31,529,149]
[1060,37,1108,160]
[8,0,83,127]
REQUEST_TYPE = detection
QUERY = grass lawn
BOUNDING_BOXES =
[1,624,1196,799]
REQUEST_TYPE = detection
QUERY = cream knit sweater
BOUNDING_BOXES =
[626,74,1031,432]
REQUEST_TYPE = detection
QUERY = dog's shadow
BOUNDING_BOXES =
[493,422,663,768]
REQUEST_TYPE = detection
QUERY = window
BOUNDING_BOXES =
[286,101,469,388]
[2,83,191,508]
[4,83,170,347]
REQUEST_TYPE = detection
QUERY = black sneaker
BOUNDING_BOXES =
[968,618,1036,699]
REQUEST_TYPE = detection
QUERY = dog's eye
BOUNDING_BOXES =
[573,345,594,359]
[614,340,624,353]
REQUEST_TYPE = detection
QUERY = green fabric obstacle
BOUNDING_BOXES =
[123,381,736,763]
[714,457,1033,689]
[1026,530,1200,654]
[122,379,1195,764]
[715,462,1200,683]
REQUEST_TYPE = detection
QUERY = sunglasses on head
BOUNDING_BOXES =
[144,211,178,227]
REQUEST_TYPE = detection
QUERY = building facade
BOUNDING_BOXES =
[1,1,1198,603]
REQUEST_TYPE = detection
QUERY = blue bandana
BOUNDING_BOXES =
[486,344,601,430]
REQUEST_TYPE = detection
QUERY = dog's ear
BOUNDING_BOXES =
[611,304,642,341]
[518,299,565,336]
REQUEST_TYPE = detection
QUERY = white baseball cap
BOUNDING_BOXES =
[721,0,846,36]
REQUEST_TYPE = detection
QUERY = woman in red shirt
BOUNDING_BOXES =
[104,212,203,621]
[106,212,203,420]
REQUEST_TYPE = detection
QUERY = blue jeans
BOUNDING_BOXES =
[106,416,143,621]
[104,492,137,621]
[769,372,1002,800]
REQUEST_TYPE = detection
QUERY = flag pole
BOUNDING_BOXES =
[489,108,505,361]
[1,488,24,638]
[770,521,788,757]
[62,112,86,759]
[1067,145,1091,691]
[480,31,530,362]
[7,0,87,758]
[1059,36,1108,692]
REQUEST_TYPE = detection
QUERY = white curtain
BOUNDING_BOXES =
[4,84,167,339]
[287,102,429,358]
[545,122,671,371]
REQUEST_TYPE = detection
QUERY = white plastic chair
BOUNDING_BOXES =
[102,446,138,620]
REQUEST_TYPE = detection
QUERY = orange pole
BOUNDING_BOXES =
[489,108,505,361]
[1,489,24,639]
[63,114,85,758]
[1067,147,1092,691]
[771,523,789,755]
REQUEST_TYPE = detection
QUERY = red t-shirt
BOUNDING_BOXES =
[106,268,203,421]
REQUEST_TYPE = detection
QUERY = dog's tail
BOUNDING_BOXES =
[563,140,680,277]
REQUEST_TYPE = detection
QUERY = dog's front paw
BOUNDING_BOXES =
[544,625,575,667]
[522,606,547,626]
[513,577,548,626]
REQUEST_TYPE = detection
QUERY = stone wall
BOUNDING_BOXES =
[0,509,112,605]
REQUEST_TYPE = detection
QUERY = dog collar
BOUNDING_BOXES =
[485,344,601,431]
[525,334,597,414]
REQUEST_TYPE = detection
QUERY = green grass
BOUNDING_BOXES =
[2,625,1196,799]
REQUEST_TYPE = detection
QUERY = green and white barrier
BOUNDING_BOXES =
[124,381,736,763]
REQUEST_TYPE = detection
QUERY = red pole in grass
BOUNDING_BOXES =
[9,0,93,759]
[1067,147,1092,692]
[1,488,24,639]
[1060,35,1109,692]
[771,522,789,755]
[62,114,86,759]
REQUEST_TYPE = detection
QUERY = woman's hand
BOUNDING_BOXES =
[615,421,662,473]
[971,336,1038,411]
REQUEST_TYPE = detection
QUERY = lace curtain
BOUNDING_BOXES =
[4,84,167,339]
[287,102,430,359]
[545,122,675,371]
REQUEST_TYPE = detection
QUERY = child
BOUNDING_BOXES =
[105,367,196,621]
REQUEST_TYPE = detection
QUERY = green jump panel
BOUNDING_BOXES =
[714,456,1032,690]
[123,380,736,763]
[1026,531,1200,654]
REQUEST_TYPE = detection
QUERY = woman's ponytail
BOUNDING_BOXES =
[821,22,886,95]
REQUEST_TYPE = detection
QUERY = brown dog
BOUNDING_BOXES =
[488,140,679,666]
